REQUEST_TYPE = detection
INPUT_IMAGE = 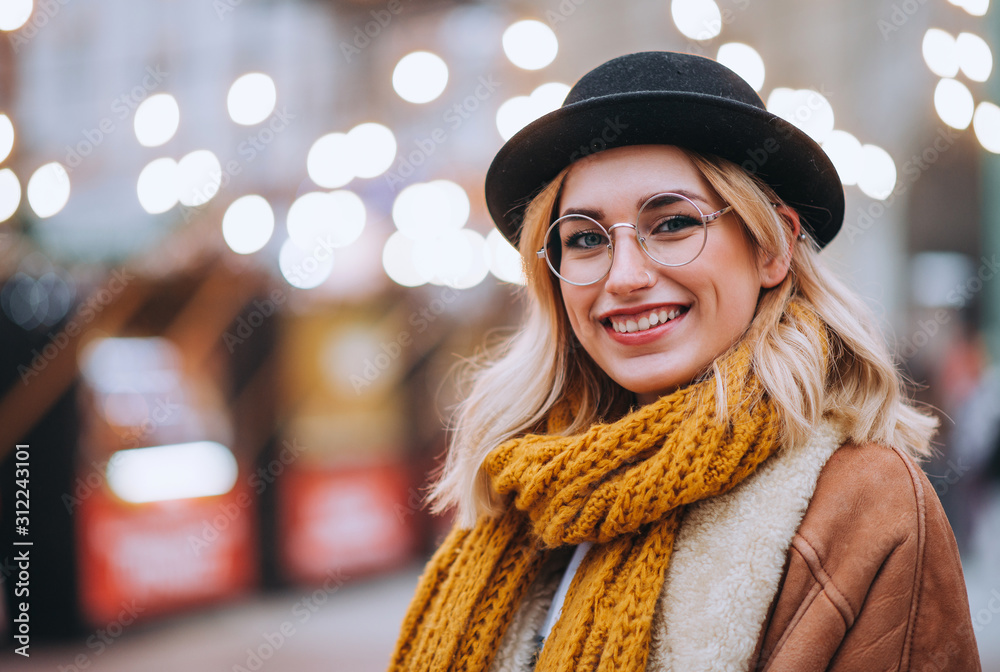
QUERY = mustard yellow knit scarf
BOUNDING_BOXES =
[391,305,822,672]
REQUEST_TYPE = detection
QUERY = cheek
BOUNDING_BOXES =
[559,286,597,338]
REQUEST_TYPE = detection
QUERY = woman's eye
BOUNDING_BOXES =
[653,215,699,233]
[566,231,606,248]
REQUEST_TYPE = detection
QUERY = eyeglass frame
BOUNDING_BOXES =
[536,192,734,286]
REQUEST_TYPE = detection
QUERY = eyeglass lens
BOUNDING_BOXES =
[543,193,709,285]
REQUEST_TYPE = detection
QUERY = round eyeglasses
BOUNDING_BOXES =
[537,192,733,286]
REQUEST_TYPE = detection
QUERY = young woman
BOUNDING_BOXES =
[389,51,981,671]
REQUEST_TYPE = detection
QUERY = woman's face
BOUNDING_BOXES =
[557,145,782,403]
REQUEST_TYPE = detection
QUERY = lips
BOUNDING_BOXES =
[601,305,690,334]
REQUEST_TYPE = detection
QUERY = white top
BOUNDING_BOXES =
[538,541,593,643]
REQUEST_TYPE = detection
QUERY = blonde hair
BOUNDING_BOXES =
[431,150,937,527]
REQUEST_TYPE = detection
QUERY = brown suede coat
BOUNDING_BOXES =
[749,443,981,671]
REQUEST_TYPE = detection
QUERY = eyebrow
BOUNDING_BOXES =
[558,189,714,219]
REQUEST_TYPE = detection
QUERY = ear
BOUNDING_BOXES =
[758,206,801,289]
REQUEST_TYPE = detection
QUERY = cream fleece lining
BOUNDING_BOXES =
[647,417,846,671]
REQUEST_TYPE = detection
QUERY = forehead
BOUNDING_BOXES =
[560,145,714,209]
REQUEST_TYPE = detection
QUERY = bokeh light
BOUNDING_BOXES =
[496,82,570,140]
[107,441,238,504]
[934,78,974,130]
[346,122,397,179]
[27,162,70,218]
[766,88,834,144]
[486,228,525,285]
[279,236,335,289]
[227,73,277,125]
[947,0,990,16]
[308,123,397,188]
[392,51,449,104]
[502,20,558,70]
[955,32,992,83]
[430,180,469,230]
[392,181,469,239]
[137,157,180,214]
[0,114,14,163]
[973,101,1000,153]
[413,229,473,286]
[0,0,32,31]
[0,168,20,222]
[327,189,366,247]
[392,183,439,239]
[670,0,723,41]
[382,231,427,287]
[222,195,274,254]
[856,144,897,200]
[922,29,959,78]
[307,133,353,189]
[286,189,366,251]
[821,130,863,186]
[287,191,336,250]
[449,229,490,289]
[496,97,535,141]
[717,43,765,91]
[176,149,222,207]
[134,93,180,147]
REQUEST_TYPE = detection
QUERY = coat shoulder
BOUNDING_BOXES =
[801,441,927,559]
[758,440,982,671]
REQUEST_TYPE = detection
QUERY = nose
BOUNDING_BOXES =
[603,224,653,294]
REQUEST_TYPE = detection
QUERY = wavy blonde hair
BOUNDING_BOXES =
[432,149,937,527]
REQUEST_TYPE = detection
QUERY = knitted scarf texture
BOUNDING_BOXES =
[390,304,823,672]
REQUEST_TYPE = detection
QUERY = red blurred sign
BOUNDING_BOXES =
[279,461,417,583]
[77,482,257,625]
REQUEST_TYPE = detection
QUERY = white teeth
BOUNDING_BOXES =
[610,308,684,334]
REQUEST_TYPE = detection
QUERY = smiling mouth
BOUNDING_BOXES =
[603,306,689,334]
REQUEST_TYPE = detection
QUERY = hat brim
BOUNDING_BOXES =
[485,91,845,248]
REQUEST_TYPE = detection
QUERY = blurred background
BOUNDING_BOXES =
[0,0,998,669]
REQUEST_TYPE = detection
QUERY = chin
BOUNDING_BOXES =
[607,355,710,402]
[615,372,688,402]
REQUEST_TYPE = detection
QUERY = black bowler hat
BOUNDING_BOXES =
[485,51,845,248]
